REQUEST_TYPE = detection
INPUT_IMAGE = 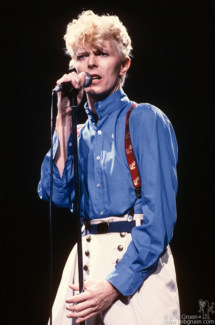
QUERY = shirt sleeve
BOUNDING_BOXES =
[106,104,178,296]
[37,130,75,207]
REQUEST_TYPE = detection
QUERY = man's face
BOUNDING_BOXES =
[75,40,128,102]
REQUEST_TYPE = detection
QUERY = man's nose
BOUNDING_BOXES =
[88,54,97,68]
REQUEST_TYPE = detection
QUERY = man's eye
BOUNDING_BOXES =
[100,52,108,56]
[77,54,88,60]
[95,50,108,57]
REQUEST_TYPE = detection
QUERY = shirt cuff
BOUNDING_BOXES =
[106,262,156,296]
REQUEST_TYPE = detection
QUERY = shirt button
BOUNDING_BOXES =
[118,245,123,252]
[120,232,126,238]
[116,258,120,264]
[100,211,104,216]
[97,183,101,188]
[96,155,100,160]
[85,250,90,257]
[83,265,89,271]
[68,142,72,147]
[97,130,102,135]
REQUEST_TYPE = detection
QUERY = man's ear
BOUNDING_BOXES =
[120,58,131,76]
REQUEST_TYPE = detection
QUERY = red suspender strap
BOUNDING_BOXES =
[125,103,142,198]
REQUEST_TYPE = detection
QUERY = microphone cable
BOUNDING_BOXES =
[49,90,55,325]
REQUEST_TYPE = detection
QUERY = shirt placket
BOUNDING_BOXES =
[92,124,105,217]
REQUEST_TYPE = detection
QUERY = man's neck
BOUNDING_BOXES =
[87,95,97,113]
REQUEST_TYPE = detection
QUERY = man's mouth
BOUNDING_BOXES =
[91,74,102,81]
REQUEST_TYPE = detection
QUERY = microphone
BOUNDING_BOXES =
[52,72,92,94]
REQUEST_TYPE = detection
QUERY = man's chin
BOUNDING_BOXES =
[86,86,119,102]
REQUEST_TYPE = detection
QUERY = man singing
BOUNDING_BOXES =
[38,10,180,325]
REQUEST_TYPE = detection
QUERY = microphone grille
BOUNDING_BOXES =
[84,72,92,88]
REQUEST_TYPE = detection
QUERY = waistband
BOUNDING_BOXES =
[82,214,143,235]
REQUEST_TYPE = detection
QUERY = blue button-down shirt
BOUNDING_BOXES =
[38,88,178,296]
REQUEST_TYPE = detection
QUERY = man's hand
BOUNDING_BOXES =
[66,279,119,323]
[56,71,87,109]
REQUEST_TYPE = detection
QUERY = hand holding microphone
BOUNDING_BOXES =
[53,71,92,95]
[53,71,92,116]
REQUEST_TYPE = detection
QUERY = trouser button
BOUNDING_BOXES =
[86,235,91,242]
[118,245,123,252]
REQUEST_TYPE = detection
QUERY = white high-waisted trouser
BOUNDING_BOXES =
[49,215,180,325]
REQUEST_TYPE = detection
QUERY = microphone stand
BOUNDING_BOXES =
[69,94,85,325]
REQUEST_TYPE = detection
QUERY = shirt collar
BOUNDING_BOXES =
[84,88,129,121]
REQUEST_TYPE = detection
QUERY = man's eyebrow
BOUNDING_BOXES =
[76,50,89,55]
[76,50,88,55]
[94,47,110,54]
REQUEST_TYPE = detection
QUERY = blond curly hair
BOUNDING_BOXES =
[64,10,132,83]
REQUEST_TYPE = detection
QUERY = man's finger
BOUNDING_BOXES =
[66,289,88,304]
[66,306,98,321]
[75,312,98,324]
[66,293,99,312]
[56,71,83,90]
[69,283,79,291]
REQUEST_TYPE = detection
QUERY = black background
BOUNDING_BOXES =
[1,0,214,324]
